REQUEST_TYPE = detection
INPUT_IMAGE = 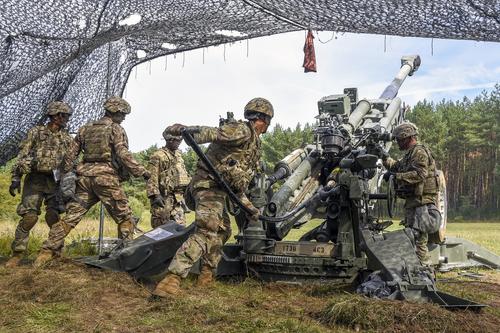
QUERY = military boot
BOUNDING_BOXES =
[196,265,214,287]
[33,249,54,268]
[118,220,134,240]
[152,273,182,297]
[4,253,22,268]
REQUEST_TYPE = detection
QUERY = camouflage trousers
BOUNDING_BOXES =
[150,193,186,228]
[12,172,62,253]
[168,188,231,278]
[42,174,134,252]
[404,203,441,264]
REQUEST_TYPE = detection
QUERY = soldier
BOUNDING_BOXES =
[152,97,273,297]
[379,122,441,265]
[146,132,191,228]
[33,96,150,267]
[4,101,73,268]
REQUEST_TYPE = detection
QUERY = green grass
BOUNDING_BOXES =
[445,221,500,254]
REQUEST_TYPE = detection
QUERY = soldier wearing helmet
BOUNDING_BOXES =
[34,96,150,267]
[380,122,441,265]
[5,101,73,268]
[152,97,274,297]
[146,130,191,228]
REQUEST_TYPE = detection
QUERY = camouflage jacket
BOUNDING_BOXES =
[191,120,261,193]
[12,125,73,180]
[146,147,190,198]
[61,116,146,178]
[383,144,439,208]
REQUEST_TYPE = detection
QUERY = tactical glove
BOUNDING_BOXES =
[142,170,151,181]
[150,195,165,208]
[9,179,21,197]
[383,171,396,182]
[165,123,186,136]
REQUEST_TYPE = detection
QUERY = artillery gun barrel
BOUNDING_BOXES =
[268,149,307,184]
[379,55,421,100]
[267,155,318,216]
[361,97,402,132]
[379,97,402,131]
[344,55,420,134]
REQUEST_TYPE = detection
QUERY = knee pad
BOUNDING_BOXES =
[45,209,60,227]
[20,212,38,231]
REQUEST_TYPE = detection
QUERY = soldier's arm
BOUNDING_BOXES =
[395,147,428,184]
[11,127,36,179]
[146,154,162,197]
[192,123,251,146]
[112,124,147,178]
[61,130,83,173]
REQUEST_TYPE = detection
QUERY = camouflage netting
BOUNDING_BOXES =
[1,0,499,165]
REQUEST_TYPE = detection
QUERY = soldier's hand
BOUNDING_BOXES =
[166,123,186,136]
[9,179,21,197]
[383,171,395,182]
[142,170,151,181]
[150,195,165,208]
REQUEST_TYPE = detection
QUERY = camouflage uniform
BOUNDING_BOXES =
[147,147,190,227]
[384,142,441,264]
[41,98,147,254]
[168,120,262,277]
[10,104,73,255]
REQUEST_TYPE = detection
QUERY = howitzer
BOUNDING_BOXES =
[81,55,499,309]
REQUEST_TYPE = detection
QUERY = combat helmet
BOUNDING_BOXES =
[46,101,72,116]
[162,128,182,141]
[104,96,131,114]
[392,122,418,140]
[244,97,274,121]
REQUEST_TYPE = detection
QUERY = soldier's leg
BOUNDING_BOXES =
[154,189,225,297]
[415,231,431,265]
[153,230,213,297]
[197,190,230,286]
[150,204,167,229]
[203,209,231,270]
[40,177,97,254]
[43,176,62,228]
[10,174,44,256]
[167,230,213,278]
[93,175,134,239]
[168,189,226,275]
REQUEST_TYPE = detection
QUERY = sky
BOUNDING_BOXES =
[122,31,500,152]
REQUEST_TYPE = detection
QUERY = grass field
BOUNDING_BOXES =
[0,216,499,332]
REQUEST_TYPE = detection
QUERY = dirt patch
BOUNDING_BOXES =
[0,259,499,332]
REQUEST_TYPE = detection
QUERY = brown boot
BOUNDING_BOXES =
[152,273,182,297]
[118,220,134,240]
[33,249,54,268]
[4,253,22,268]
[196,265,214,287]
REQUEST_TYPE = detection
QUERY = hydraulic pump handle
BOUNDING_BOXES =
[181,128,317,223]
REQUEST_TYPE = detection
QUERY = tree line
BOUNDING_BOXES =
[406,85,499,219]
